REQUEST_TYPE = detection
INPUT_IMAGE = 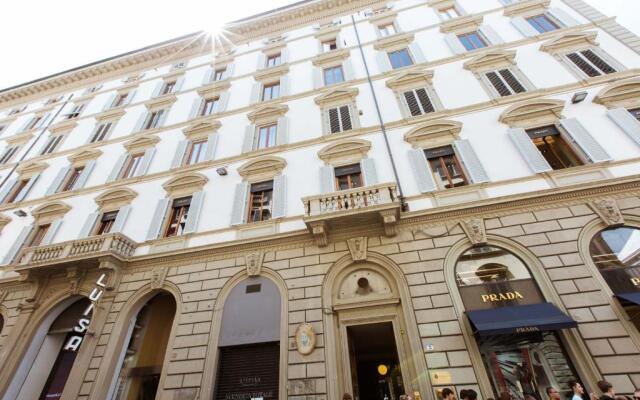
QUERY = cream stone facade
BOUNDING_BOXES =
[0,0,640,399]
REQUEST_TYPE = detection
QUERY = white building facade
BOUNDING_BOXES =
[0,0,640,399]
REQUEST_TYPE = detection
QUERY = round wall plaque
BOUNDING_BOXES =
[295,323,316,355]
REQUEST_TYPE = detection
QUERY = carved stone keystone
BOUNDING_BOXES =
[245,252,265,277]
[347,237,368,261]
[461,218,487,245]
[590,198,625,227]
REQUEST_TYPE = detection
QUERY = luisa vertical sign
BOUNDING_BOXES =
[63,273,107,351]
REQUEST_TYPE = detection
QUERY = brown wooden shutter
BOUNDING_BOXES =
[566,52,600,77]
[215,342,280,400]
[329,108,341,133]
[499,69,526,93]
[339,105,352,131]
[416,88,435,113]
[403,90,422,116]
[486,71,512,96]
[581,49,616,74]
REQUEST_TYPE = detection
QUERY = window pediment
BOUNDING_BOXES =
[463,50,517,72]
[540,31,598,54]
[385,70,434,90]
[16,161,47,177]
[314,24,341,42]
[504,0,550,17]
[123,134,160,153]
[247,104,288,124]
[369,8,397,25]
[68,149,102,166]
[262,36,287,53]
[145,94,177,110]
[593,77,640,108]
[183,121,221,140]
[404,120,462,148]
[312,48,350,68]
[373,32,415,52]
[49,120,78,135]
[212,51,235,69]
[197,80,231,99]
[253,64,289,83]
[314,87,359,107]
[31,201,71,223]
[163,172,208,197]
[318,139,371,165]
[499,98,565,128]
[440,14,483,34]
[238,156,287,181]
[428,0,455,8]
[7,131,34,146]
[95,108,125,121]
[95,188,138,211]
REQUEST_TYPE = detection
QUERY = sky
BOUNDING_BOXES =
[0,0,638,91]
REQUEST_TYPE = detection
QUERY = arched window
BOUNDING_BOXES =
[111,293,176,399]
[455,245,578,400]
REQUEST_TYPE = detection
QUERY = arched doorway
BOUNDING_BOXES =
[455,245,580,400]
[110,292,176,399]
[214,276,283,400]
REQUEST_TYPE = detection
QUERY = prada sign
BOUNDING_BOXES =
[481,291,524,303]
[600,267,640,295]
[461,279,544,311]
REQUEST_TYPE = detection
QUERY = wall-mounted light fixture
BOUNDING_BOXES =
[216,167,228,176]
[13,210,27,217]
[571,91,588,104]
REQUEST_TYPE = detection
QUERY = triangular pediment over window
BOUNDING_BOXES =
[247,104,289,124]
[464,50,517,71]
[123,134,160,152]
[540,31,598,53]
[314,88,359,107]
[385,70,434,90]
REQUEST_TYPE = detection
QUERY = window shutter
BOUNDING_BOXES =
[343,59,355,81]
[256,53,266,71]
[2,225,32,265]
[223,63,235,80]
[107,154,127,183]
[136,148,157,176]
[445,33,466,55]
[360,158,378,185]
[46,166,70,195]
[102,93,118,111]
[183,191,204,234]
[279,75,290,98]
[171,140,189,168]
[36,113,52,129]
[328,108,341,134]
[271,175,286,218]
[416,88,436,113]
[173,76,185,93]
[313,67,324,89]
[566,53,600,77]
[189,98,203,119]
[133,111,149,133]
[15,173,40,202]
[548,7,578,27]
[507,128,552,173]
[276,116,289,146]
[340,105,353,131]
[146,198,170,240]
[111,205,132,233]
[408,149,437,193]
[500,69,526,93]
[320,165,336,193]
[486,72,512,97]
[409,43,426,64]
[205,134,219,161]
[202,67,214,85]
[79,212,100,238]
[250,82,262,104]
[125,89,137,106]
[230,182,250,225]
[151,81,163,98]
[403,91,421,116]
[398,91,411,118]
[280,48,290,64]
[559,118,611,163]
[218,92,230,113]
[511,16,539,37]
[479,25,504,45]
[453,139,489,184]
[607,108,640,146]
[242,125,255,153]
[41,218,63,246]
[0,178,17,203]
[376,52,392,73]
[581,50,616,74]
[73,160,96,190]
[157,108,169,128]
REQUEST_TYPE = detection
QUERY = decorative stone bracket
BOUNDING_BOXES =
[460,218,487,245]
[590,198,625,227]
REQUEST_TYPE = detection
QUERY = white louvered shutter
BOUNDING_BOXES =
[409,43,426,64]
[445,33,466,55]
[2,225,32,265]
[79,212,100,238]
[218,92,230,113]
[136,148,156,176]
[453,139,489,184]
[271,175,286,219]
[0,178,17,203]
[343,59,355,81]
[205,134,219,161]
[173,77,185,93]
[360,158,378,186]
[189,98,202,120]
[607,108,640,147]
[46,166,70,195]
[511,17,539,37]
[41,218,63,245]
[276,117,289,146]
[280,48,290,64]
[250,82,262,104]
[376,52,392,73]
[279,75,290,97]
[183,191,204,234]
[125,89,137,105]
[146,198,170,240]
[320,165,335,193]
[112,205,132,233]
[256,53,266,71]
[507,128,552,173]
[559,118,611,163]
[102,93,118,111]
[133,111,149,133]
[230,182,250,225]
[171,140,189,169]
[15,173,40,202]
[548,7,579,27]
[313,67,324,89]
[151,81,163,98]
[73,160,96,190]
[202,67,214,85]
[242,125,255,153]
[479,25,504,45]
[107,154,128,183]
[408,149,437,193]
[223,63,235,80]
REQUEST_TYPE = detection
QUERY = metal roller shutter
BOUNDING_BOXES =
[215,342,280,400]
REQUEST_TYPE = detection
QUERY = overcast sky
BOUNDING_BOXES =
[0,0,638,91]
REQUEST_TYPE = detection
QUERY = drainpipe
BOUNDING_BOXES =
[350,15,408,212]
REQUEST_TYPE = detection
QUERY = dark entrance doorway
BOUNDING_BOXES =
[215,342,280,400]
[347,322,405,400]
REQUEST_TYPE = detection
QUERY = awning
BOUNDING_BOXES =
[616,292,640,305]
[466,303,577,336]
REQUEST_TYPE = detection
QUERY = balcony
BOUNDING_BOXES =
[302,183,401,246]
[15,233,137,271]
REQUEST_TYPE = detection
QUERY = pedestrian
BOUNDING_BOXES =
[635,388,640,400]
[547,387,562,400]
[499,392,512,400]
[598,380,615,400]
[462,389,478,400]
[460,390,468,400]
[442,388,457,400]
[343,394,353,400]
[569,380,587,400]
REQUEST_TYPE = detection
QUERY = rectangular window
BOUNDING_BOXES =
[66,104,85,119]
[97,211,119,235]
[24,116,43,131]
[266,54,282,68]
[403,88,435,116]
[201,97,219,116]
[566,50,617,77]
[334,164,362,190]
[378,23,397,37]
[248,181,273,223]
[256,124,277,150]
[40,135,64,155]
[485,69,526,97]
[0,146,19,164]
[439,7,460,20]
[425,146,468,189]
[29,224,50,247]
[161,81,176,96]
[144,109,165,130]
[526,126,583,170]
[214,68,226,81]
[164,197,191,237]
[322,39,338,52]
[91,122,113,143]
[61,167,84,192]
[262,83,280,101]
[526,14,559,33]
[5,179,28,204]
[113,93,130,108]
[629,108,640,122]
[121,153,144,179]
[186,140,208,165]
[323,66,345,85]
[328,105,353,134]
[388,49,413,69]
[458,31,487,51]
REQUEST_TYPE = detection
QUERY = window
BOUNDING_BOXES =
[425,146,468,189]
[262,83,280,101]
[0,146,19,164]
[28,224,50,247]
[160,81,176,96]
[214,68,226,81]
[439,6,460,20]
[485,69,526,97]
[97,211,118,235]
[630,108,640,122]
[61,167,84,192]
[40,135,64,155]
[328,105,353,134]
[66,104,85,119]
[164,197,191,237]
[248,181,273,223]
[388,49,413,69]
[323,39,338,52]
[403,88,435,116]
[201,97,219,116]
[85,85,101,94]
[90,122,113,143]
[172,61,186,70]
[0,125,5,135]
[8,106,25,115]
[5,179,28,204]
[566,49,617,77]
[256,124,277,150]
[527,14,559,33]
[378,23,397,37]
[144,109,165,130]
[266,53,282,68]
[24,115,43,131]
[526,125,583,170]
[335,164,362,190]
[458,31,487,51]
[112,93,130,108]
[121,153,144,179]
[186,140,208,165]
[323,66,345,85]
[44,97,61,105]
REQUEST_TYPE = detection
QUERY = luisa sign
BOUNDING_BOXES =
[63,273,107,351]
